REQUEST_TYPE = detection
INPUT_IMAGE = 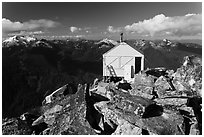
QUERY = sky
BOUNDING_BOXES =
[2,2,202,40]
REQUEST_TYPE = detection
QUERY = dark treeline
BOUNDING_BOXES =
[2,40,108,118]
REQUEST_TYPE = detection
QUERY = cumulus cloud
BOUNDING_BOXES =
[2,18,59,33]
[107,26,122,33]
[124,14,201,37]
[70,26,82,33]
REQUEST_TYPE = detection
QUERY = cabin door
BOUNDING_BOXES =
[135,57,141,74]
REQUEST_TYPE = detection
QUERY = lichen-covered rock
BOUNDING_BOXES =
[43,104,63,125]
[91,82,109,98]
[189,119,200,135]
[133,73,155,87]
[154,76,172,97]
[96,88,149,127]
[32,115,44,126]
[2,118,32,135]
[43,84,97,135]
[131,73,155,99]
[142,110,184,135]
[178,105,201,135]
[94,90,152,132]
[112,119,142,135]
[172,55,202,96]
[130,87,154,99]
[95,101,144,135]
[172,80,189,92]
[95,86,185,135]
[155,98,188,106]
[166,69,175,78]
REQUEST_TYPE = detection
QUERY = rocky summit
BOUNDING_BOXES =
[2,55,202,135]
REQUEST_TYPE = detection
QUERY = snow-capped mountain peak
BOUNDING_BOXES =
[96,38,118,46]
[162,39,172,45]
[2,35,37,47]
[3,36,19,43]
[24,36,36,42]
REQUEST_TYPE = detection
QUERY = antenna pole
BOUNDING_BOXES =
[120,33,123,43]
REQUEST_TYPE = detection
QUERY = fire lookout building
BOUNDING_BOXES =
[103,34,144,81]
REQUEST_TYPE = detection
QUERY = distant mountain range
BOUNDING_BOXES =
[2,35,202,48]
[2,35,202,70]
[173,39,202,45]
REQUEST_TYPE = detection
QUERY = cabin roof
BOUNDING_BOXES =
[103,42,144,56]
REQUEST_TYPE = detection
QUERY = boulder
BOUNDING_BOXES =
[43,105,63,125]
[92,82,108,97]
[172,55,202,96]
[112,119,142,135]
[154,76,172,98]
[94,87,185,135]
[117,83,132,91]
[2,118,32,135]
[95,88,151,130]
[32,115,44,126]
[39,84,97,135]
[133,73,155,87]
[145,67,168,77]
[55,85,96,134]
[129,88,154,99]
[131,73,155,99]
[42,83,77,105]
[172,80,189,92]
[155,98,188,106]
[142,110,184,135]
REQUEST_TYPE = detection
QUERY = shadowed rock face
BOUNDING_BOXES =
[63,83,78,96]
[142,104,163,118]
[42,84,97,135]
[145,68,168,78]
[179,109,194,135]
[85,84,117,134]
[186,97,202,135]
[3,84,98,135]
[118,83,132,91]
[31,122,48,135]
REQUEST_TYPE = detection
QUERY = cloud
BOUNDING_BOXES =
[124,14,201,37]
[107,26,122,33]
[185,13,197,16]
[43,35,85,39]
[84,27,91,30]
[70,26,82,33]
[69,26,95,34]
[75,35,84,38]
[2,18,59,33]
[8,31,44,36]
